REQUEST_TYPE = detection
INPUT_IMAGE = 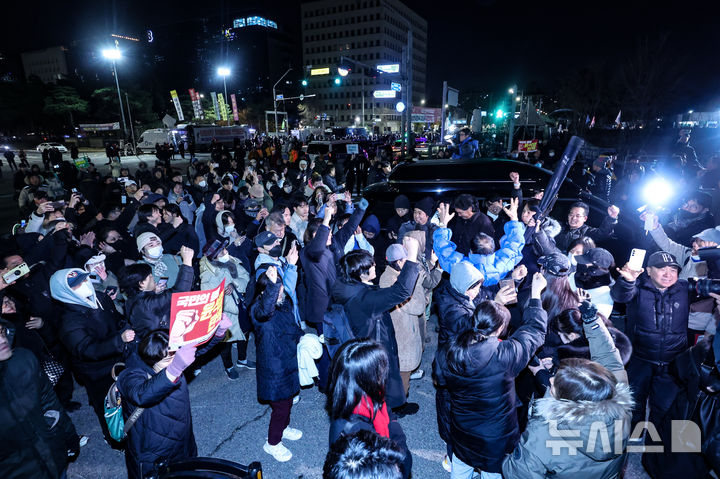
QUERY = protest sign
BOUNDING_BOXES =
[168,279,225,351]
[518,140,539,152]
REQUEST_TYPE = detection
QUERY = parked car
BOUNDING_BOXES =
[362,158,639,260]
[36,142,68,153]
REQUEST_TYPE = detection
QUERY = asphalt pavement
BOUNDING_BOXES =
[0,150,651,478]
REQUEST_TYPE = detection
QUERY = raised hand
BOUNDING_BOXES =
[266,265,278,284]
[503,197,519,222]
[616,263,643,282]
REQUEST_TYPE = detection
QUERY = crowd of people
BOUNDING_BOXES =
[3,129,720,479]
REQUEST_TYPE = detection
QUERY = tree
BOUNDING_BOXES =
[43,86,88,130]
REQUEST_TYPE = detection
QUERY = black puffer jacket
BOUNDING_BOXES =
[299,207,364,325]
[0,348,78,479]
[444,299,547,473]
[117,353,196,479]
[332,261,420,409]
[125,264,194,340]
[58,293,129,381]
[555,216,616,252]
[250,280,303,402]
[448,210,495,255]
[611,275,688,364]
[434,280,476,350]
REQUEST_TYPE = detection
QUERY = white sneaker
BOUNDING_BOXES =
[442,454,452,473]
[282,427,303,441]
[264,441,292,462]
[410,369,424,380]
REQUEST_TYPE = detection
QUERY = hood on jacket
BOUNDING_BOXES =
[450,261,484,295]
[542,217,562,238]
[405,230,426,261]
[533,382,633,461]
[215,211,233,235]
[50,268,99,309]
[362,215,380,236]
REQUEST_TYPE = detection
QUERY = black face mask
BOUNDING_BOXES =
[268,244,283,257]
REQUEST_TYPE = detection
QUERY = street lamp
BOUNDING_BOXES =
[217,67,230,110]
[338,67,350,77]
[101,48,128,138]
[273,67,292,133]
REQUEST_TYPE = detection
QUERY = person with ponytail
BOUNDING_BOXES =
[503,300,633,478]
[444,272,548,478]
[327,339,412,479]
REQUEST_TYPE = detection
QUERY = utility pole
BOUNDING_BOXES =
[507,84,517,153]
[383,1,413,158]
[440,81,448,143]
[111,60,128,139]
[125,92,136,155]
[273,67,292,134]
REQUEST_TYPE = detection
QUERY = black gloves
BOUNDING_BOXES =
[578,300,598,324]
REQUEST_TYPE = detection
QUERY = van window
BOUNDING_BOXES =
[307,144,329,155]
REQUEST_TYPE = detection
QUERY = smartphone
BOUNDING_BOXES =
[20,220,26,228]
[157,277,169,289]
[3,262,30,284]
[627,248,646,271]
[50,200,66,209]
[499,279,517,304]
[644,214,655,232]
[105,286,118,296]
[71,188,78,193]
[121,195,127,204]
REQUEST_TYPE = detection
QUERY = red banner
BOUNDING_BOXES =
[168,280,225,351]
[518,140,539,152]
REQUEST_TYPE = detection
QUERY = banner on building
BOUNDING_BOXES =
[230,94,239,122]
[411,107,441,123]
[170,90,185,122]
[211,92,220,121]
[218,93,228,121]
[188,88,203,119]
[79,122,120,132]
[518,140,539,152]
[168,280,225,351]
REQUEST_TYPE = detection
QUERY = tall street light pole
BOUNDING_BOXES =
[507,85,517,153]
[217,67,230,125]
[273,68,292,134]
[102,48,128,139]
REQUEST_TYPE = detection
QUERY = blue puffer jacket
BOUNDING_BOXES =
[433,221,526,286]
[117,353,196,479]
[250,280,303,402]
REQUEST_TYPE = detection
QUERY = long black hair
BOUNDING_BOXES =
[446,301,510,375]
[542,275,579,322]
[327,339,389,420]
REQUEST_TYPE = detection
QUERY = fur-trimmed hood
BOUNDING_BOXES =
[531,382,634,461]
[542,216,562,239]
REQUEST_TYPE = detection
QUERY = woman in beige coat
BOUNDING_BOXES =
[199,242,251,380]
[379,243,427,396]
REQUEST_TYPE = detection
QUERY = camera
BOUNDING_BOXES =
[688,278,720,298]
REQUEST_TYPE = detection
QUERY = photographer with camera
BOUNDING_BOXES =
[611,251,689,428]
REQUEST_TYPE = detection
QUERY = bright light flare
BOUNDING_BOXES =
[102,49,121,60]
[644,177,674,206]
[217,67,231,77]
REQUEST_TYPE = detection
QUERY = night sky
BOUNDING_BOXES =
[3,0,719,112]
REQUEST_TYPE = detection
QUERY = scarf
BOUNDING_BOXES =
[352,395,389,438]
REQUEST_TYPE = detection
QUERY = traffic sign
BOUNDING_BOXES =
[390,82,401,92]
[276,94,284,100]
[377,64,400,73]
[373,90,397,98]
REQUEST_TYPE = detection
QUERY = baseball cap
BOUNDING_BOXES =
[647,251,681,271]
[66,270,91,288]
[254,231,279,249]
[386,244,408,262]
[538,252,571,277]
[575,248,615,270]
[142,193,167,205]
[202,239,229,260]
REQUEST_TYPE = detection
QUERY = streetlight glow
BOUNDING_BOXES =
[102,49,121,60]
[508,88,514,94]
[420,99,426,105]
[338,67,350,77]
[217,67,231,77]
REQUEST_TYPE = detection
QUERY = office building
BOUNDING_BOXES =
[21,46,69,83]
[301,0,427,131]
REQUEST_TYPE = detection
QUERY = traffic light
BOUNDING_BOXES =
[496,109,504,118]
[334,77,341,85]
[301,79,308,87]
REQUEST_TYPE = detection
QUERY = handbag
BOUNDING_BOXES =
[40,343,64,387]
[104,363,151,441]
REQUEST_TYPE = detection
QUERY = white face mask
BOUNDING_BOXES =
[567,253,577,267]
[216,253,230,263]
[224,225,235,235]
[75,281,95,299]
[146,245,163,259]
[199,180,207,188]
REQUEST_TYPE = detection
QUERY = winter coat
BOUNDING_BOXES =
[555,216,617,252]
[0,348,78,479]
[666,210,716,248]
[447,210,495,255]
[300,207,365,325]
[519,218,561,289]
[250,280,303,402]
[160,222,200,255]
[434,280,476,351]
[611,275,689,364]
[199,256,250,342]
[332,261,421,409]
[650,225,706,280]
[444,298,547,473]
[379,265,425,372]
[57,292,129,381]
[125,264,194,341]
[137,254,182,289]
[117,353,196,479]
[451,136,479,160]
[503,310,633,479]
[398,220,437,259]
[434,220,525,287]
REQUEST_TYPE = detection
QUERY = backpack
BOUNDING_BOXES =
[322,303,355,359]
[103,362,150,441]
